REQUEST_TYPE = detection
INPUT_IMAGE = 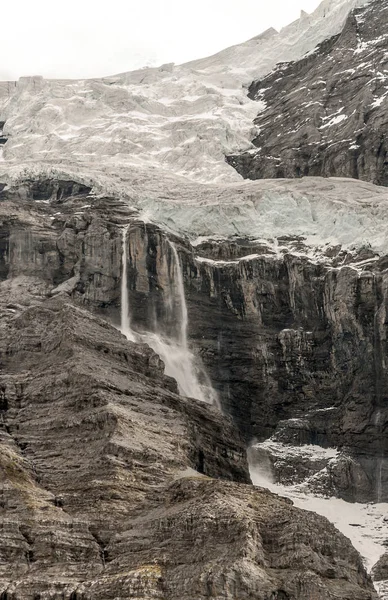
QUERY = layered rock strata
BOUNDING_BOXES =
[0,296,248,596]
[0,293,378,598]
[0,177,387,503]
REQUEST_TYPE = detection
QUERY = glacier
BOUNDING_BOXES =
[0,0,370,184]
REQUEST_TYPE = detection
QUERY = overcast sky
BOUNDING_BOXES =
[2,0,323,80]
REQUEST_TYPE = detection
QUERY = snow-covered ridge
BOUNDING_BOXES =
[0,0,370,184]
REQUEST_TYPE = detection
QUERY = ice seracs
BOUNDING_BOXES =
[0,0,371,184]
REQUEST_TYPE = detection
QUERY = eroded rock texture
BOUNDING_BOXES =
[0,294,377,597]
[184,246,388,503]
[0,176,384,596]
[0,297,251,597]
[122,225,388,502]
[227,0,388,186]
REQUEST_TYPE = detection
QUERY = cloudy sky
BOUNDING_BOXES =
[2,0,323,80]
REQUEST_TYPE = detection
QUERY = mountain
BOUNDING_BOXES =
[0,0,387,598]
[227,0,388,185]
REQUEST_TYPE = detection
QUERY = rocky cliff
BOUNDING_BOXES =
[227,0,388,186]
[0,206,378,598]
[1,175,386,507]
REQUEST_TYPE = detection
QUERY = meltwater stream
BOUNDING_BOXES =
[143,240,212,402]
[120,227,216,404]
[120,225,136,342]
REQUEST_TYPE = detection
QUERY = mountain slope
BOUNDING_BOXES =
[0,0,387,597]
[227,0,388,185]
[0,184,378,600]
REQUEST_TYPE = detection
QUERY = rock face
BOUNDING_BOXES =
[373,554,388,600]
[183,247,388,503]
[0,290,377,597]
[227,0,388,186]
[93,478,376,600]
[1,1,387,594]
[0,177,387,504]
[0,121,7,145]
[373,553,388,582]
[0,296,249,597]
[123,224,388,503]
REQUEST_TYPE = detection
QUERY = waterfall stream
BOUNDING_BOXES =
[143,240,217,403]
[120,228,217,404]
[169,240,188,348]
[120,225,136,342]
[374,408,384,503]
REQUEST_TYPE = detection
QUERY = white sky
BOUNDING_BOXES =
[2,0,323,80]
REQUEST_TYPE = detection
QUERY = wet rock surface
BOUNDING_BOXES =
[227,0,388,186]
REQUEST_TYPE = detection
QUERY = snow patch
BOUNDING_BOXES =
[320,113,348,129]
[250,462,388,574]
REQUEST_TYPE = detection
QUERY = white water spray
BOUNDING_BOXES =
[169,241,188,348]
[119,229,217,404]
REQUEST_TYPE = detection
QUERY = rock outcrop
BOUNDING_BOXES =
[1,1,388,594]
[227,0,388,186]
[373,554,388,600]
[0,296,249,597]
[184,242,388,502]
[373,553,388,583]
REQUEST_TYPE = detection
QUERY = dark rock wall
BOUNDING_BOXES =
[0,179,387,502]
[227,0,388,186]
[0,259,376,598]
[183,252,388,502]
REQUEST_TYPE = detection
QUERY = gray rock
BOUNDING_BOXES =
[373,553,388,582]
[0,296,377,598]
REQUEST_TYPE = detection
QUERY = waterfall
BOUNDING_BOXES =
[143,241,217,404]
[374,409,383,503]
[120,225,136,342]
[119,228,217,405]
[169,241,188,348]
